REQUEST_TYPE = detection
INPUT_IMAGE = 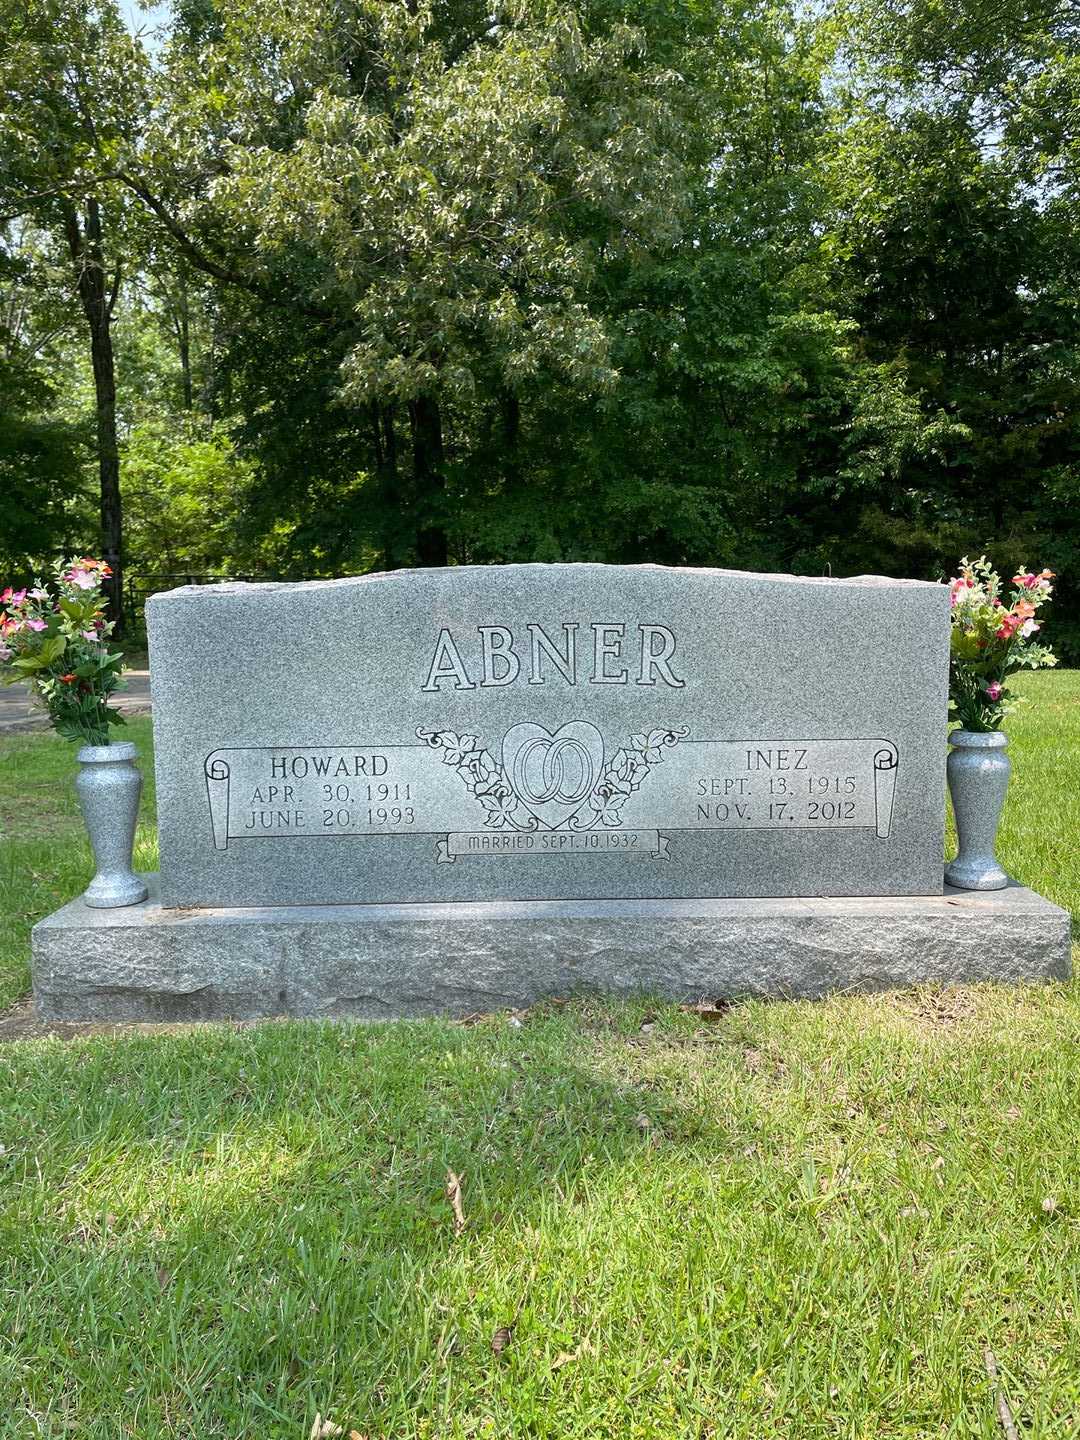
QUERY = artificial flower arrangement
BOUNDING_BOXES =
[948,556,1057,732]
[0,558,126,745]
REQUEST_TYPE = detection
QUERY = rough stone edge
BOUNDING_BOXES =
[31,878,1072,1023]
[145,561,946,604]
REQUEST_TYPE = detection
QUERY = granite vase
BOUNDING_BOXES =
[944,729,1011,891]
[76,742,148,908]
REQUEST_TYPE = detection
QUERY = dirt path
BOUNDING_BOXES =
[0,995,271,1043]
[0,670,152,735]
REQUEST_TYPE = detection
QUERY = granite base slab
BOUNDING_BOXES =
[30,876,1072,1022]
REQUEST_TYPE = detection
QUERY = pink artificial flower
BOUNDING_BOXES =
[69,557,112,577]
[1014,568,1055,592]
[996,614,1021,639]
[949,578,970,607]
[986,681,1003,701]
[8,589,26,607]
[65,568,98,591]
[1020,618,1040,637]
[81,629,99,642]
[28,586,49,601]
[25,618,47,632]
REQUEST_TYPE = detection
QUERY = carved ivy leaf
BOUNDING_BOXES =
[478,788,527,829]
[645,728,674,749]
[441,733,479,766]
[598,793,628,826]
[589,781,629,824]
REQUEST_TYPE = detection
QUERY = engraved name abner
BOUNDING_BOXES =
[421,622,686,691]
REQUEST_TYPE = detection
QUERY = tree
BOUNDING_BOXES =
[1,0,1075,662]
[822,0,1080,653]
[117,0,697,567]
[0,222,92,574]
[0,0,147,623]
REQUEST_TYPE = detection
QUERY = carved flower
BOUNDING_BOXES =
[630,727,687,764]
[459,748,498,792]
[609,747,650,791]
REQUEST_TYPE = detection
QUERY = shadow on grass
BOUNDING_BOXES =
[2,1008,715,1437]
[4,988,1080,1438]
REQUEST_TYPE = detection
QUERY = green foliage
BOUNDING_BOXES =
[0,353,88,574]
[121,420,256,574]
[947,556,1058,730]
[156,0,689,401]
[0,226,92,573]
[0,0,1075,641]
[824,0,1080,653]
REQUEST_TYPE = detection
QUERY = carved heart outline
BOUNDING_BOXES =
[501,721,605,831]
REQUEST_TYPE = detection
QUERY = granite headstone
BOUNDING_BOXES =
[147,564,950,909]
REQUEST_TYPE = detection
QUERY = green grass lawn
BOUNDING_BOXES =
[0,674,1077,1437]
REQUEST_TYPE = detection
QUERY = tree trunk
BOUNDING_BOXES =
[372,403,406,570]
[410,394,448,566]
[63,196,124,630]
[202,305,218,419]
[176,270,192,410]
[502,390,521,449]
[501,389,522,494]
[91,298,122,626]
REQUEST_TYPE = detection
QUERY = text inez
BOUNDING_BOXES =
[421,622,686,691]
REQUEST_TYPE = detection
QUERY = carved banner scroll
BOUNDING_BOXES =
[204,734,899,855]
[649,737,900,839]
[205,755,231,851]
[435,828,672,865]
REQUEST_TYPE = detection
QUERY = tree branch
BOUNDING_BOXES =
[444,21,502,67]
[59,198,84,268]
[107,260,122,317]
[115,169,339,325]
